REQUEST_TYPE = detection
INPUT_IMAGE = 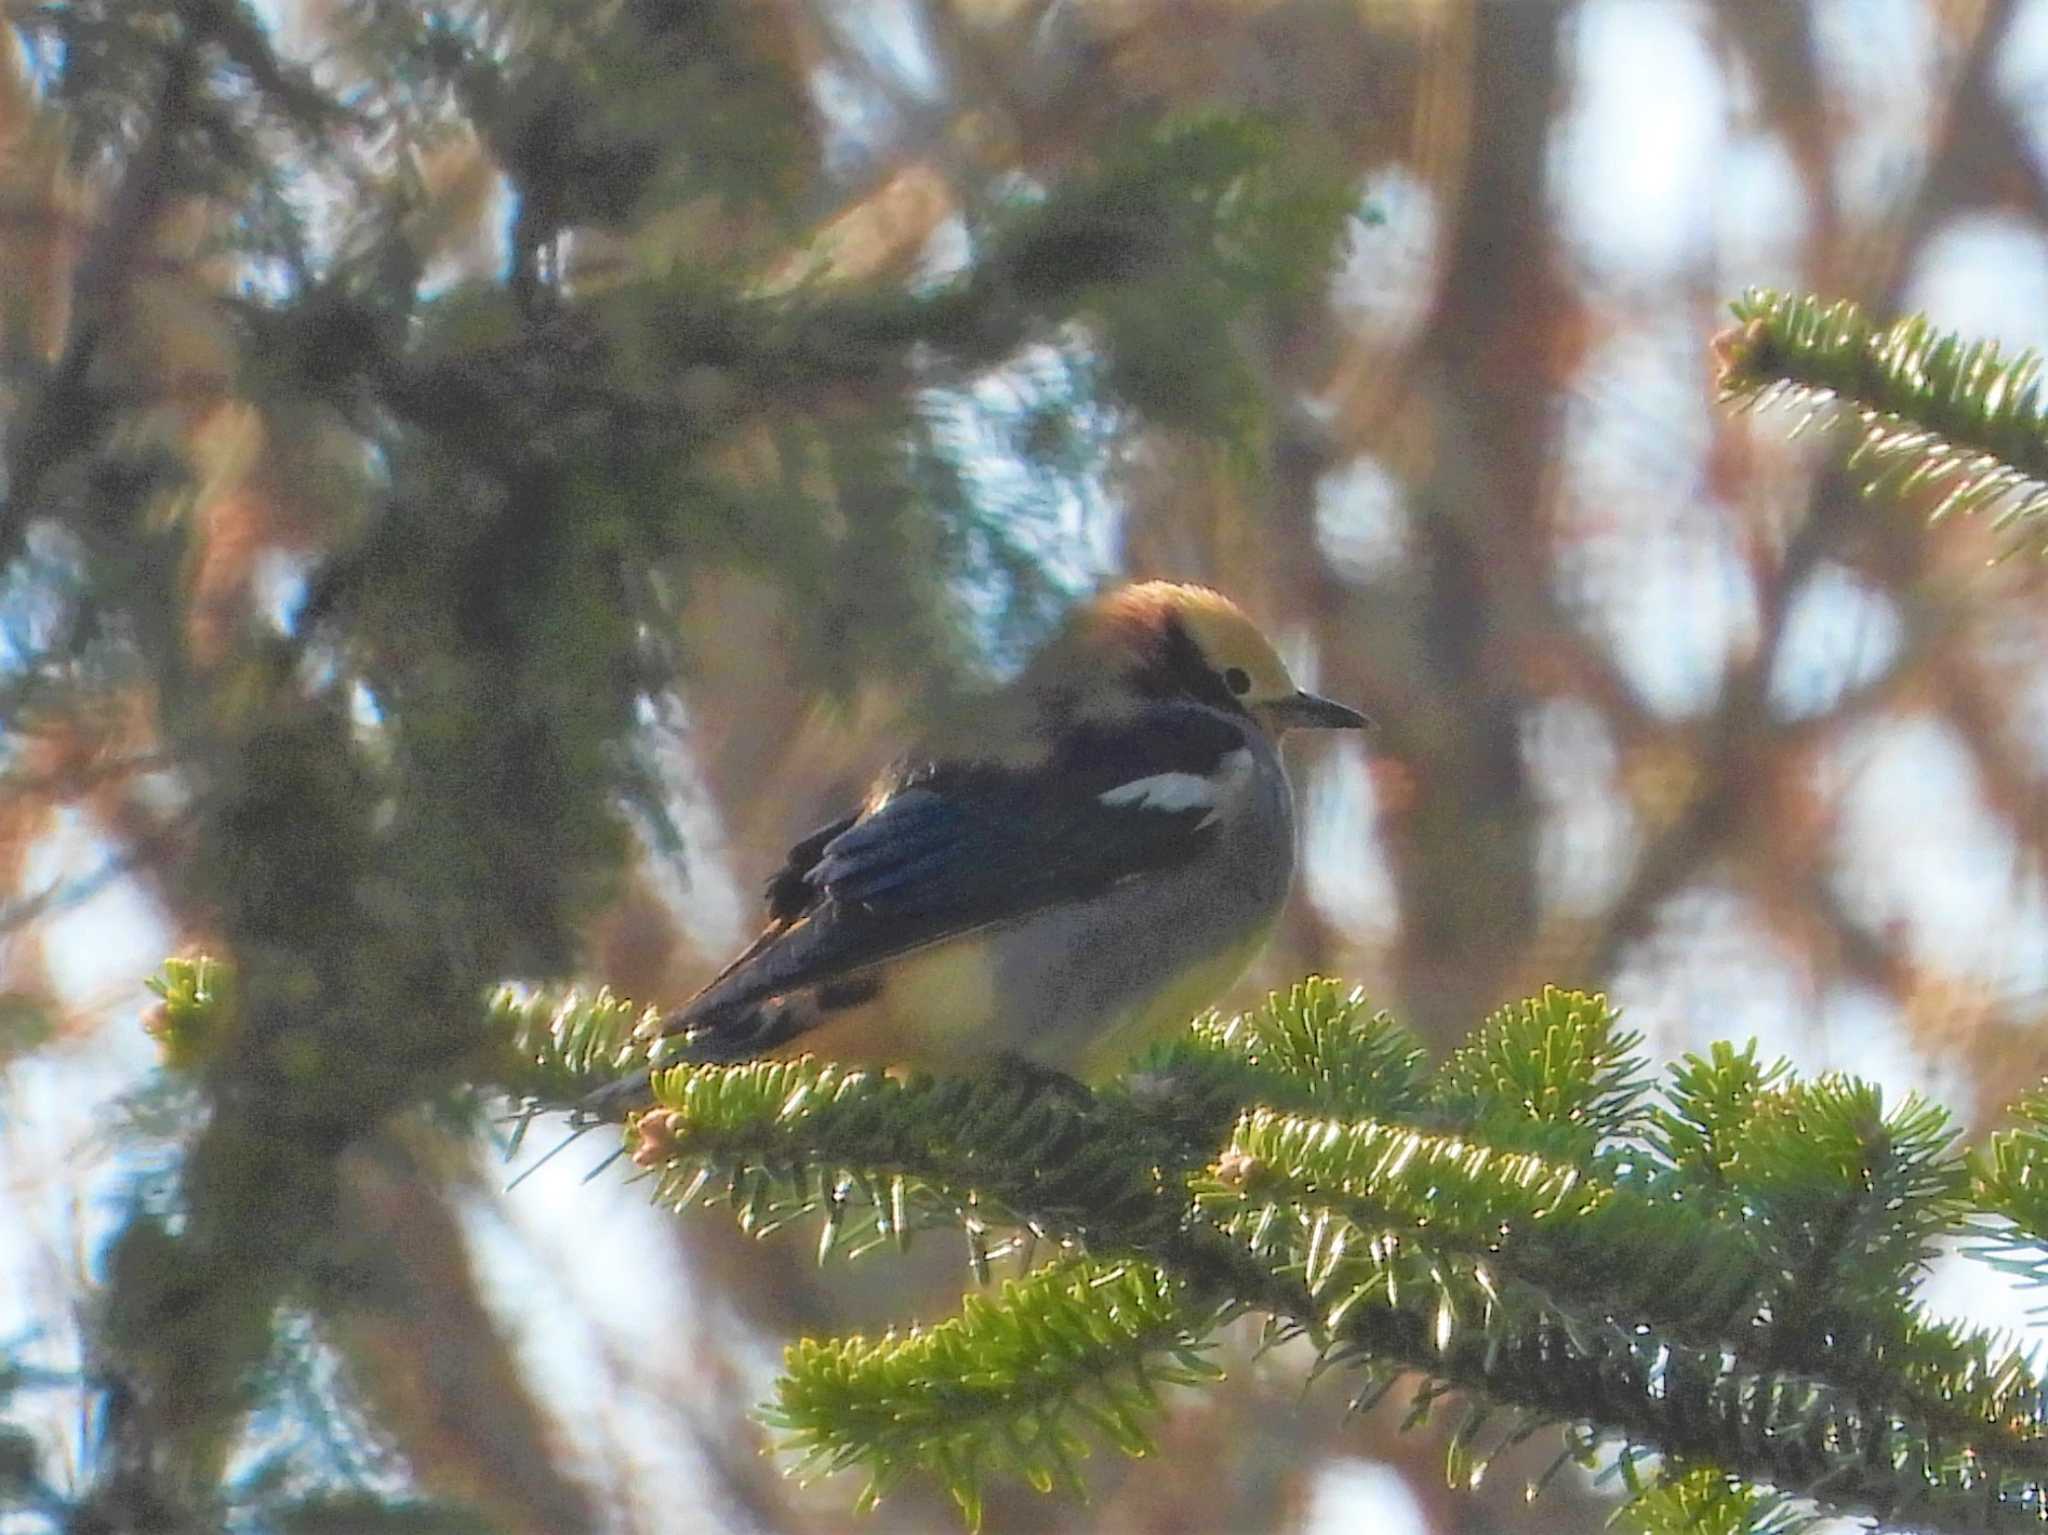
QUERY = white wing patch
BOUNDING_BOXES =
[1098,750,1255,829]
[1099,771,1216,813]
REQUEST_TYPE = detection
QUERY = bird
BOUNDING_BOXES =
[612,580,1366,1106]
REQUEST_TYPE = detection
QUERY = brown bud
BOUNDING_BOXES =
[630,1109,682,1168]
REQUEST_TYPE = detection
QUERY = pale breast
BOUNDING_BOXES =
[783,725,1297,1077]
[984,729,1297,1073]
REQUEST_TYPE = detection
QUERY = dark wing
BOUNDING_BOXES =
[664,810,857,1016]
[765,813,857,921]
[666,704,1251,1046]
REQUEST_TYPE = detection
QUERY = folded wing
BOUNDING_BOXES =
[664,704,1252,1056]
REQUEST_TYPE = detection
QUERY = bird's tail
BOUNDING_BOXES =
[576,1069,659,1125]
[574,991,814,1126]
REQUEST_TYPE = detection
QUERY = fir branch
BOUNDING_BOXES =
[1198,1078,2042,1517]
[1199,1106,2046,1513]
[486,977,2048,1532]
[1671,1075,2022,1487]
[1647,1042,1792,1200]
[631,1057,1187,1260]
[486,983,655,1109]
[147,967,656,1126]
[1736,1078,1967,1321]
[1195,1109,1761,1350]
[770,1259,1220,1530]
[132,967,2032,1534]
[1127,977,1431,1130]
[1970,1083,2048,1296]
[1715,289,2048,551]
[1429,987,1648,1161]
[1615,1465,1819,1535]
[1316,1263,2048,1532]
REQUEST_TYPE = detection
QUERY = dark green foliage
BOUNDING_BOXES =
[1718,288,2048,551]
[1615,1466,1816,1535]
[635,1056,1187,1262]
[1195,1110,1761,1349]
[1429,985,1648,1161]
[0,1422,43,1504]
[129,952,2048,1534]
[1040,117,1356,444]
[771,1260,1219,1529]
[1142,976,1432,1123]
[1971,1085,2048,1295]
[491,981,653,1109]
[1731,1077,1965,1306]
[0,1351,69,1521]
[1647,1041,1789,1194]
[489,972,2048,1533]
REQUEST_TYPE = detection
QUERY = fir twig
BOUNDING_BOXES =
[1430,986,1648,1161]
[488,983,656,1109]
[771,1259,1220,1530]
[1614,1464,1819,1535]
[1715,288,2048,552]
[629,1057,1185,1259]
[1970,1083,2048,1295]
[1195,1109,1762,1349]
[1130,976,1431,1128]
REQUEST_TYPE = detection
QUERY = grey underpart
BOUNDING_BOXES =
[970,722,1295,1068]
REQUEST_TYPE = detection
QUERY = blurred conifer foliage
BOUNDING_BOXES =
[0,2,1358,1530]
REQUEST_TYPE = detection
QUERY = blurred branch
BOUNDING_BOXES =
[1587,492,1844,977]
[1,21,201,561]
[1385,1,1564,1041]
[1858,0,2029,302]
[326,1130,600,1535]
[2,749,175,801]
[182,0,364,140]
[0,850,141,934]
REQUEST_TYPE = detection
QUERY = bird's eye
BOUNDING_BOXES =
[1223,666,1252,696]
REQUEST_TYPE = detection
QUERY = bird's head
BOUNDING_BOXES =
[1026,581,1369,737]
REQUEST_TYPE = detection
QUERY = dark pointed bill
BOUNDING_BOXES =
[1266,690,1370,731]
